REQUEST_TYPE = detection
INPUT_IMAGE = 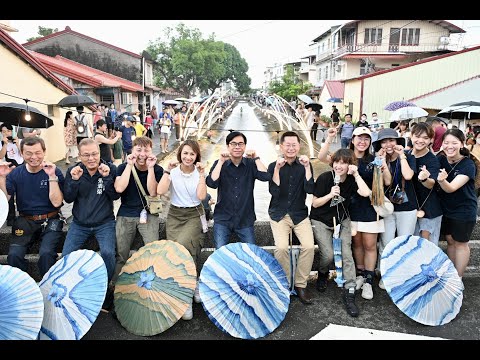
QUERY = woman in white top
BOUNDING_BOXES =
[158,112,172,153]
[157,139,207,320]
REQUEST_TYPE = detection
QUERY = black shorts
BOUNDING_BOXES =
[440,217,475,243]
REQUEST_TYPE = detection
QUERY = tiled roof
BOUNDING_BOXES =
[31,51,144,92]
[0,28,75,94]
[22,26,142,59]
[324,81,344,99]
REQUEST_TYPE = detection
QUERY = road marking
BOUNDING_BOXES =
[310,324,445,340]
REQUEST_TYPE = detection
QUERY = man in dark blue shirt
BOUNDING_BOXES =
[206,131,271,248]
[267,131,315,305]
[0,137,65,277]
[62,138,120,284]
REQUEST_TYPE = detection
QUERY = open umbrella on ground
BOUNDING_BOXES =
[384,100,417,111]
[58,94,96,107]
[0,190,7,228]
[0,265,44,340]
[305,103,323,112]
[38,249,108,340]
[389,106,428,121]
[327,97,343,103]
[0,102,54,128]
[114,240,197,336]
[199,242,290,339]
[297,94,313,104]
[380,235,463,326]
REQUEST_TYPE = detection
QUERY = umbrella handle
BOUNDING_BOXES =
[333,217,336,228]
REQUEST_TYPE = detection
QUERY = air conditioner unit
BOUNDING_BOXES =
[437,45,447,50]
[440,36,450,45]
[336,65,342,72]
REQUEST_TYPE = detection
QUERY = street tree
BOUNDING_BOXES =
[146,23,251,97]
[26,26,59,42]
[269,65,312,101]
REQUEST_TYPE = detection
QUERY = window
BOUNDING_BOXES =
[364,28,383,45]
[121,92,133,106]
[360,59,367,75]
[100,95,114,104]
[325,66,329,80]
[401,28,420,45]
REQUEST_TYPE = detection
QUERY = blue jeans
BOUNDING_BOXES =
[213,223,255,249]
[341,137,351,149]
[62,219,116,281]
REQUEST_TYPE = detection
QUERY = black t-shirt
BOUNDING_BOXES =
[350,155,378,222]
[95,132,112,163]
[412,151,442,218]
[437,155,477,221]
[116,163,164,217]
[310,171,358,227]
[385,153,417,212]
[390,121,398,129]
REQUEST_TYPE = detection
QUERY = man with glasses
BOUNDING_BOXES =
[0,137,65,277]
[206,131,270,248]
[61,138,120,290]
[267,131,315,305]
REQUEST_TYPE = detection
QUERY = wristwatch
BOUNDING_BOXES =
[420,177,428,183]
[253,156,260,161]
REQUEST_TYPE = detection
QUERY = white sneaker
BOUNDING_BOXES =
[355,275,365,291]
[194,281,201,303]
[182,303,193,320]
[361,283,373,300]
[378,278,386,290]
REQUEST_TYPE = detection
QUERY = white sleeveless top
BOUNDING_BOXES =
[169,166,201,207]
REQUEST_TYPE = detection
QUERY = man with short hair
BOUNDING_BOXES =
[338,114,355,149]
[428,117,447,154]
[267,131,315,305]
[118,115,135,161]
[0,137,65,277]
[206,131,271,248]
[61,138,120,284]
[112,136,163,284]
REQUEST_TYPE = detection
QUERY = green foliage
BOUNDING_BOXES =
[26,26,58,42]
[268,65,312,100]
[146,23,251,97]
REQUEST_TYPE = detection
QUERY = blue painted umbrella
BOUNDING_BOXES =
[199,242,290,339]
[380,235,463,326]
[0,265,44,340]
[0,190,7,227]
[38,249,108,340]
[114,240,197,336]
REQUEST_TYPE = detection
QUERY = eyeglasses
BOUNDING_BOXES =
[229,142,245,148]
[356,137,370,143]
[80,152,100,159]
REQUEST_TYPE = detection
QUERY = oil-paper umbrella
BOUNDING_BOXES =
[0,190,8,227]
[38,249,108,340]
[0,265,44,340]
[380,235,463,326]
[199,242,290,339]
[114,240,197,336]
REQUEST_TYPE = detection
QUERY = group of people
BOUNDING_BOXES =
[0,114,476,321]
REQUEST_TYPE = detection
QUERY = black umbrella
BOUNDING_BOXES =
[305,102,323,112]
[0,102,54,128]
[58,94,96,107]
[114,112,133,130]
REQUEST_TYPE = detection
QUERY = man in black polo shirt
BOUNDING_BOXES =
[267,131,315,305]
[0,137,65,277]
[206,131,271,249]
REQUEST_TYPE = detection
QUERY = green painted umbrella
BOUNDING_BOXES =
[114,240,197,336]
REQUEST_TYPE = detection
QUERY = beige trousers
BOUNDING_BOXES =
[270,215,315,288]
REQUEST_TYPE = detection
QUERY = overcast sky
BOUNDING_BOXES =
[9,20,480,89]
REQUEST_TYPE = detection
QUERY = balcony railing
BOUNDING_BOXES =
[333,42,458,56]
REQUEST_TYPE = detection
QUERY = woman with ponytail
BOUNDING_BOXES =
[437,128,477,280]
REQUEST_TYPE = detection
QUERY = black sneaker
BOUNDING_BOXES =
[101,287,115,312]
[316,272,328,292]
[342,288,359,317]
